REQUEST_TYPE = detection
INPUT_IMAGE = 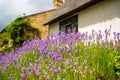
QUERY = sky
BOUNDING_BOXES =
[0,0,53,32]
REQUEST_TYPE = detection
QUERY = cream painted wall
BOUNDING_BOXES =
[49,0,120,36]
[78,0,120,34]
[49,22,59,34]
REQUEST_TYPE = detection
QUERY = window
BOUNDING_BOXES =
[59,15,78,33]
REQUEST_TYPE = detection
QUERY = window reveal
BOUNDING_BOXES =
[59,15,78,33]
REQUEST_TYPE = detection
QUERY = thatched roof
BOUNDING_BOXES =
[44,0,103,25]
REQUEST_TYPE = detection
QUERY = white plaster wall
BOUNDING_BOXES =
[49,22,59,34]
[78,0,120,34]
[49,0,120,36]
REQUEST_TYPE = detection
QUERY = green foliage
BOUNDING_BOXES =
[7,17,31,48]
[0,32,9,45]
[0,32,9,53]
[0,17,40,53]
[113,55,120,76]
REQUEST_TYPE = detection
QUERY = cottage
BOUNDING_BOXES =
[44,0,120,34]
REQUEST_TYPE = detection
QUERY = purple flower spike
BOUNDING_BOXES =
[92,29,95,37]
[13,60,16,65]
[58,66,61,72]
[76,33,81,39]
[23,68,27,75]
[67,49,71,54]
[68,29,71,33]
[105,29,107,33]
[88,34,92,40]
[21,73,26,79]
[117,32,120,41]
[34,35,39,40]
[8,76,12,80]
[117,32,120,36]
[60,47,64,52]
[0,54,2,64]
[36,59,40,65]
[58,31,61,36]
[21,68,27,79]
[114,32,116,39]
[22,41,27,47]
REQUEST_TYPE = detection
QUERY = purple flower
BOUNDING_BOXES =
[34,35,39,40]
[5,65,9,69]
[13,60,16,65]
[88,34,92,40]
[105,29,107,33]
[22,41,27,47]
[31,66,36,74]
[69,56,73,63]
[114,32,116,39]
[76,33,81,39]
[58,66,61,72]
[48,52,51,57]
[23,68,27,75]
[0,54,2,64]
[20,68,27,79]
[50,67,57,75]
[34,63,38,68]
[57,31,61,36]
[52,53,62,61]
[60,47,64,52]
[110,40,113,46]
[117,32,120,35]
[117,32,120,41]
[97,34,101,41]
[21,73,26,79]
[92,29,95,37]
[67,49,71,54]
[81,33,85,40]
[67,29,71,33]
[36,59,40,65]
[8,76,12,80]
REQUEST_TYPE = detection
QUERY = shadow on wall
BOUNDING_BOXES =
[78,0,120,28]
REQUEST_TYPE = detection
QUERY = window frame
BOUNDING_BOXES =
[59,15,78,33]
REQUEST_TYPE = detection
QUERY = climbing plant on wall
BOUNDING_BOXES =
[0,17,40,53]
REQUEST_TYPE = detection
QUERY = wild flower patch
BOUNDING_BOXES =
[0,28,120,80]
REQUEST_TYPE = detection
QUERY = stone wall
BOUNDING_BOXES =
[25,9,55,39]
